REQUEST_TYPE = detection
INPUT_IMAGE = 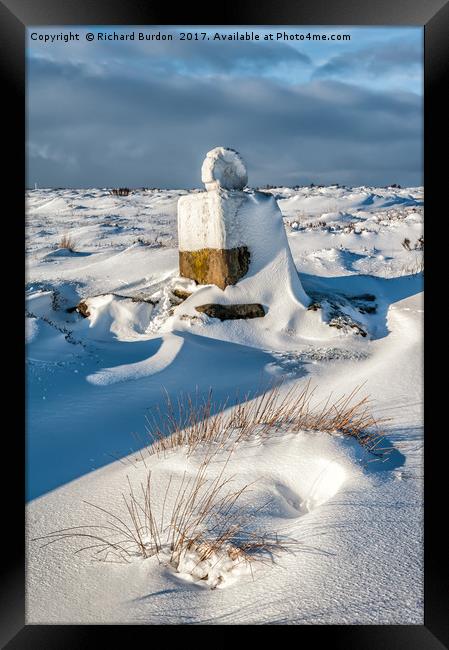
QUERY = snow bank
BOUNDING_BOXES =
[78,294,155,341]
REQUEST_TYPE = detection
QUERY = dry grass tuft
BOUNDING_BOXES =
[58,234,76,251]
[33,453,293,586]
[144,381,388,458]
[110,187,131,196]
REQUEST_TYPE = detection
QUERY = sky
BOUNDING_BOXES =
[26,26,423,188]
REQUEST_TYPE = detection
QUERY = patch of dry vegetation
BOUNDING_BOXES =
[144,381,387,457]
[33,450,294,587]
[58,234,76,251]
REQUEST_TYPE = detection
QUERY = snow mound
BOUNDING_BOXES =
[79,294,155,341]
[86,334,183,384]
[201,147,248,191]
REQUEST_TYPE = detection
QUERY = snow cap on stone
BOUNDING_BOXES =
[201,147,248,191]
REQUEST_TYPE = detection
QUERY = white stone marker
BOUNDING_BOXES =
[177,147,251,290]
[177,147,310,318]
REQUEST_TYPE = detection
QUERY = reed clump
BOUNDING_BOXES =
[33,453,293,587]
[144,382,387,457]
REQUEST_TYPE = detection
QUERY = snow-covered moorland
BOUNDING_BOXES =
[26,184,423,624]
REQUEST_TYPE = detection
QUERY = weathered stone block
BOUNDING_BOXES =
[195,303,265,320]
[179,246,250,290]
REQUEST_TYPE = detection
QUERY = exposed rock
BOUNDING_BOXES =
[171,288,193,301]
[350,293,376,302]
[329,316,367,337]
[179,247,250,290]
[69,293,158,316]
[349,293,377,314]
[195,303,265,321]
[307,289,376,335]
[76,301,90,318]
[179,314,203,324]
[130,295,158,305]
[357,305,376,315]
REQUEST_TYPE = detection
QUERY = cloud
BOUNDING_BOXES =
[313,37,422,81]
[26,39,423,188]
[27,141,78,167]
[28,30,312,80]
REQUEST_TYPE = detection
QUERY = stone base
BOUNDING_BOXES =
[195,303,265,320]
[179,246,250,290]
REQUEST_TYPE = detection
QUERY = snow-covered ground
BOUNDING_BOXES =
[26,184,423,624]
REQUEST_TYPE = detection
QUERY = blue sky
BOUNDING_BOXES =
[27,26,423,188]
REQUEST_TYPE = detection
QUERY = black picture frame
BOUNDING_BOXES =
[2,0,447,645]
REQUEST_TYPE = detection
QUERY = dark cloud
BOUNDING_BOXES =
[28,34,311,79]
[313,39,422,80]
[137,36,312,74]
[27,54,422,188]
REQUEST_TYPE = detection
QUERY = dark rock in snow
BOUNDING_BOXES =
[351,293,376,302]
[171,288,192,301]
[76,301,90,318]
[195,303,265,320]
[329,316,367,337]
